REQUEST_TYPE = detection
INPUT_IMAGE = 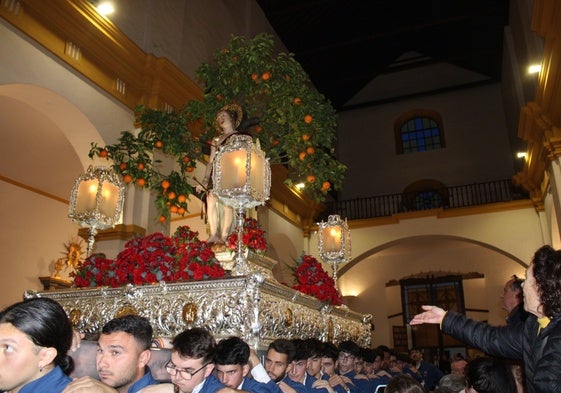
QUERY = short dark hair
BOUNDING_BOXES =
[338,340,360,356]
[303,338,324,358]
[102,314,153,350]
[292,339,309,361]
[172,327,216,364]
[0,298,74,374]
[214,336,250,366]
[362,347,377,363]
[322,342,339,362]
[509,275,524,292]
[268,339,296,363]
[466,357,516,393]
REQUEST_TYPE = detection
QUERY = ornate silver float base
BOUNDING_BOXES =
[29,255,371,349]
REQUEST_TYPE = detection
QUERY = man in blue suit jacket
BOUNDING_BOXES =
[214,336,279,393]
[165,328,225,393]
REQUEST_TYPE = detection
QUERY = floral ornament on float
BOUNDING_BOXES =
[71,226,225,288]
[292,254,343,306]
[226,217,267,255]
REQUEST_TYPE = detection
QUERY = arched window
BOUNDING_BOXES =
[395,110,444,154]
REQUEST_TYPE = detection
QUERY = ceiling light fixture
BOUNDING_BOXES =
[528,64,541,74]
[96,1,115,16]
[516,151,527,159]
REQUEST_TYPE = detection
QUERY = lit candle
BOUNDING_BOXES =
[323,226,342,253]
[220,150,247,189]
[76,179,99,213]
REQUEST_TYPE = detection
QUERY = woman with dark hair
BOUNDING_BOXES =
[0,297,74,392]
[463,357,516,393]
[385,374,424,393]
[410,245,561,393]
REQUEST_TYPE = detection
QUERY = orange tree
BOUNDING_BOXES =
[90,33,346,221]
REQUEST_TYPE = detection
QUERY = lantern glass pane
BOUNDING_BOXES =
[250,150,265,195]
[76,179,99,214]
[99,181,120,219]
[220,149,248,189]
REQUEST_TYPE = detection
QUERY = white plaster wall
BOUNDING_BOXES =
[338,84,514,199]
[342,242,527,348]
[0,182,77,307]
[309,206,544,268]
[0,21,134,147]
[109,0,284,83]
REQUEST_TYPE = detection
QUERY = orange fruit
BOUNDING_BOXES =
[170,205,179,213]
[183,156,190,163]
[123,174,133,183]
[177,194,187,203]
[137,162,145,170]
[294,97,302,105]
[251,73,259,81]
[99,149,108,158]
[178,207,186,215]
[167,191,176,200]
[161,179,170,190]
[155,141,163,148]
[262,71,271,81]
[186,166,194,172]
[136,178,146,187]
[306,146,315,155]
[307,175,316,183]
[158,215,166,223]
[299,151,307,161]
[272,140,279,146]
[321,181,331,191]
[302,134,310,141]
[119,162,127,170]
[216,94,223,101]
[304,115,313,124]
[255,125,263,133]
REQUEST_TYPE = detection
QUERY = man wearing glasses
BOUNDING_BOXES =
[337,341,370,393]
[165,328,224,393]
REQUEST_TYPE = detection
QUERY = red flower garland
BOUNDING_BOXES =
[227,217,267,254]
[72,226,225,287]
[292,254,343,306]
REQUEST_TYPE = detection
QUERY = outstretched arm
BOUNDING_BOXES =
[409,305,446,325]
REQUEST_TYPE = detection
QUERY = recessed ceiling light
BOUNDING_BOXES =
[96,1,115,16]
[528,64,541,74]
[516,151,527,159]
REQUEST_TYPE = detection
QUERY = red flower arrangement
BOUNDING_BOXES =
[72,226,225,287]
[292,254,343,306]
[227,217,267,254]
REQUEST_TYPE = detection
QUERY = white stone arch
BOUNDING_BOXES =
[0,83,105,171]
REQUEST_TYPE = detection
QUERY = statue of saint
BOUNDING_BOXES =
[196,104,243,246]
